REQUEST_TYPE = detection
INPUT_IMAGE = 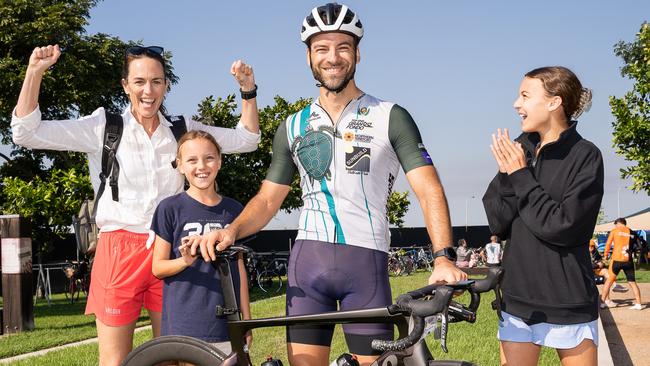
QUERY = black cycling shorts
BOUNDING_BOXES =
[286,240,393,356]
[611,260,636,282]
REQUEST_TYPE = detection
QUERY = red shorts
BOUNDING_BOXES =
[85,230,162,326]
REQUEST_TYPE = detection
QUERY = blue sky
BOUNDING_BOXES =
[4,0,650,229]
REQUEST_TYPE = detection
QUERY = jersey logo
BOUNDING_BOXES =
[346,146,371,174]
[343,131,355,142]
[292,125,334,183]
[306,111,321,123]
[346,119,373,130]
[358,106,370,116]
[418,143,433,165]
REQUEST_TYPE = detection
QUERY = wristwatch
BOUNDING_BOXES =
[432,247,457,261]
[240,84,258,100]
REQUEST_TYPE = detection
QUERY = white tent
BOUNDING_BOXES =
[594,207,650,232]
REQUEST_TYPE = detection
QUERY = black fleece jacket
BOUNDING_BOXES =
[482,123,604,324]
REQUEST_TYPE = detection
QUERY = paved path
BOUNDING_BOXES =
[599,282,650,366]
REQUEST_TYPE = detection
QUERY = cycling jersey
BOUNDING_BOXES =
[605,226,633,262]
[266,94,433,252]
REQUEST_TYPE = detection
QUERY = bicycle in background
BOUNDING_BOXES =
[62,258,90,304]
[245,251,288,294]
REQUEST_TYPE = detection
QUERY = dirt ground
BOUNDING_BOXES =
[599,282,650,366]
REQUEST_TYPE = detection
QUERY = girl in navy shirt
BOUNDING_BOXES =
[151,130,251,355]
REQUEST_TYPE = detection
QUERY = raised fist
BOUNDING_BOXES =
[28,45,61,75]
[230,60,255,92]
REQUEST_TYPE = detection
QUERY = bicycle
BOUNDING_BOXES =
[245,251,287,294]
[388,248,415,276]
[62,258,90,304]
[122,246,503,366]
[255,251,287,294]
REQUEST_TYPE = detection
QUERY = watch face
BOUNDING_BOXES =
[447,248,457,261]
[434,248,457,261]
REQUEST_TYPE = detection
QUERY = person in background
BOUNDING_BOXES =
[601,218,643,310]
[455,239,471,268]
[484,235,502,267]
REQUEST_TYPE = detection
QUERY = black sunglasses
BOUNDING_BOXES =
[125,46,164,57]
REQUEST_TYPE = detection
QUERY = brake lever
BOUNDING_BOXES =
[439,304,449,353]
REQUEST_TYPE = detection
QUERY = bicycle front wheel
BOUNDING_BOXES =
[121,335,227,366]
[257,270,283,293]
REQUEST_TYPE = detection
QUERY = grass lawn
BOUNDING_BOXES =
[0,294,151,359]
[2,271,568,365]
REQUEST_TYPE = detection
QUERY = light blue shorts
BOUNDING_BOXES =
[498,311,598,349]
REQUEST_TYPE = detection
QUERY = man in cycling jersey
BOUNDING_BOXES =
[192,3,466,365]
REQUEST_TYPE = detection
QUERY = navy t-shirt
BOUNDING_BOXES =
[150,192,243,342]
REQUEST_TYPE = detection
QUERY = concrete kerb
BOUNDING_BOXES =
[597,313,615,366]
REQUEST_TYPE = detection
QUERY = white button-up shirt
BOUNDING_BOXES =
[11,106,260,233]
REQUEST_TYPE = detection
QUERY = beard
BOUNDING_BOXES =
[311,62,356,94]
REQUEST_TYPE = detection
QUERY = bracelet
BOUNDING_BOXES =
[240,84,257,100]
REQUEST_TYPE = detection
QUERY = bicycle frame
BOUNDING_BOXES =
[215,252,427,366]
[124,246,500,366]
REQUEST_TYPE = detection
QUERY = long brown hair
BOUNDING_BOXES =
[525,66,592,120]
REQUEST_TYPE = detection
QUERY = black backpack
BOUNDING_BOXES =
[73,113,187,255]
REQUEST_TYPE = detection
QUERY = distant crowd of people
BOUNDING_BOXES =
[453,235,503,268]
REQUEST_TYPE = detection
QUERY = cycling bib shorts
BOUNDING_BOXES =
[286,240,393,355]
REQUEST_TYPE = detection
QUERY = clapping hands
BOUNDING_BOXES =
[490,128,527,175]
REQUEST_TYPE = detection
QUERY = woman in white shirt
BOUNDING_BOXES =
[11,44,260,366]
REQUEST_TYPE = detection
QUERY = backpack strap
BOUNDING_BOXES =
[165,115,187,169]
[93,112,124,218]
[166,115,187,142]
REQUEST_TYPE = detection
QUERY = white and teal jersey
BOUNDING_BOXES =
[266,94,433,253]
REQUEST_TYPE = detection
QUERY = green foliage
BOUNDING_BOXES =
[610,22,650,193]
[597,206,607,224]
[387,190,410,227]
[0,0,179,254]
[192,94,311,212]
[1,167,93,254]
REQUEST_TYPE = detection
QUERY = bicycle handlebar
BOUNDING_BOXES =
[371,266,503,352]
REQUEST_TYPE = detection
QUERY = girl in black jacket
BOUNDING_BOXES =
[484,66,603,366]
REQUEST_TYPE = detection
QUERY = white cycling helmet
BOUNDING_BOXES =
[300,3,363,44]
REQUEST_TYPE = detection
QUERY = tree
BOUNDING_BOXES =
[610,22,650,194]
[0,0,178,255]
[387,190,411,228]
[192,94,310,212]
[2,168,92,254]
[597,206,607,224]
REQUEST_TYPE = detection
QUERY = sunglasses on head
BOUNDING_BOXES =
[125,46,164,57]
